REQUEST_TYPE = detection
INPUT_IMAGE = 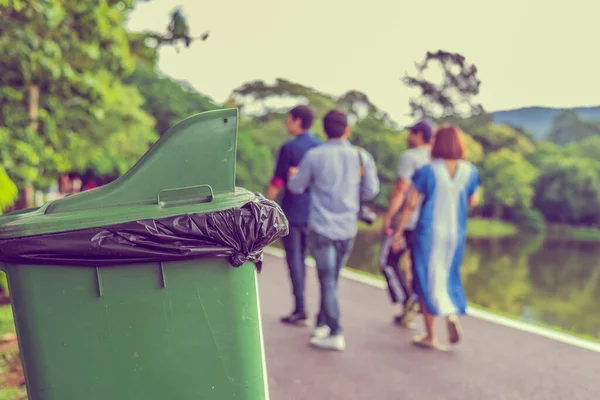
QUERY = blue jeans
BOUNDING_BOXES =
[308,231,355,336]
[282,225,308,314]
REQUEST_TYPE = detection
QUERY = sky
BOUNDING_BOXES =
[127,0,599,125]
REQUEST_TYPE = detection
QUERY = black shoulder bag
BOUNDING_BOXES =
[356,146,378,225]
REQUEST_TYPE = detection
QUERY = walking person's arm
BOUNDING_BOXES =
[287,152,314,194]
[391,188,421,252]
[391,166,430,252]
[467,166,481,209]
[266,145,290,201]
[382,153,413,235]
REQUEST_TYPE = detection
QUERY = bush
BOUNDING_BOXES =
[512,207,546,233]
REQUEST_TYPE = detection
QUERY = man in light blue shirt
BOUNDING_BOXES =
[288,109,379,351]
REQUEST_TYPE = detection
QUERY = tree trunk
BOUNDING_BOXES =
[28,84,40,132]
[14,184,34,210]
[15,85,41,210]
[4,86,41,304]
[493,202,504,220]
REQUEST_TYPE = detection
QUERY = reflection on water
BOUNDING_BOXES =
[348,230,600,340]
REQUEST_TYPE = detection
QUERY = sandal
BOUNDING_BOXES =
[447,315,462,344]
[411,335,448,351]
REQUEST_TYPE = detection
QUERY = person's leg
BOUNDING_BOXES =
[296,225,308,312]
[421,301,436,340]
[380,235,408,304]
[280,225,308,325]
[327,236,354,335]
[308,231,345,351]
[395,230,420,327]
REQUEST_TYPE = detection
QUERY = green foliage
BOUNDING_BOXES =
[549,109,600,145]
[0,165,18,213]
[466,218,518,238]
[533,158,600,225]
[563,135,600,160]
[0,0,178,209]
[124,63,218,135]
[2,2,213,199]
[0,303,15,337]
[467,123,536,155]
[526,140,563,167]
[67,82,158,176]
[480,149,538,218]
[510,207,546,233]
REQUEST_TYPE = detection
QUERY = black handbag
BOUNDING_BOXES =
[356,146,378,225]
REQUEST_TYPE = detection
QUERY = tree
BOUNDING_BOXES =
[123,63,218,135]
[548,109,600,145]
[0,1,208,210]
[527,140,563,168]
[467,123,536,155]
[563,135,600,161]
[403,50,484,120]
[480,149,538,218]
[0,0,147,207]
[533,159,600,225]
[139,8,209,52]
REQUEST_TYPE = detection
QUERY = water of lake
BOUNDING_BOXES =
[348,230,600,341]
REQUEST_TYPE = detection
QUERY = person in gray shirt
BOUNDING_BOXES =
[381,120,434,327]
[288,109,380,351]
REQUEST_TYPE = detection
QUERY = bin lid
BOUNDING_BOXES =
[0,108,254,239]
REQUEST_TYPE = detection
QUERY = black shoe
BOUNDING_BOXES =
[403,295,421,314]
[394,312,416,329]
[280,311,309,326]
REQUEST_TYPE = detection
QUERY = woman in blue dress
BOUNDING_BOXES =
[391,125,480,350]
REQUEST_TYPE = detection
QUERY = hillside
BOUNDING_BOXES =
[491,106,600,140]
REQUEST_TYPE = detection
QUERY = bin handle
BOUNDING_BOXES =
[157,185,214,208]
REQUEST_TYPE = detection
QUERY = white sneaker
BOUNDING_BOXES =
[312,325,330,339]
[309,334,346,352]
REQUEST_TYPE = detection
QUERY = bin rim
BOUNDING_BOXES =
[0,187,255,240]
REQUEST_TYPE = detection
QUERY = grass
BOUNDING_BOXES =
[359,217,519,239]
[0,306,14,338]
[0,306,25,400]
[466,218,518,238]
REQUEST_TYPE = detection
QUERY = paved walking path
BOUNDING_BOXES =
[258,253,600,400]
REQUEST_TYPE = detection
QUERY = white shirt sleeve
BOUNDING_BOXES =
[396,151,415,181]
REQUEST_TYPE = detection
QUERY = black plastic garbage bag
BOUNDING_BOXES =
[0,195,288,270]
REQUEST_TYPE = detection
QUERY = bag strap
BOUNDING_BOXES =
[356,146,365,178]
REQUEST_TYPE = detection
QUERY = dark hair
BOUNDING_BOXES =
[289,105,315,130]
[410,119,435,143]
[323,109,348,139]
[431,125,467,160]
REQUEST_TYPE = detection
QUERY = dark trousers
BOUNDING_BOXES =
[282,224,308,313]
[380,230,414,306]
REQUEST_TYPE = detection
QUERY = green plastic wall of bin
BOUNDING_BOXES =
[0,109,270,400]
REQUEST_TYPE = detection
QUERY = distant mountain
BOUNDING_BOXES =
[491,106,600,140]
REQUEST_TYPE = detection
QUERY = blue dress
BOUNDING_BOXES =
[410,159,480,316]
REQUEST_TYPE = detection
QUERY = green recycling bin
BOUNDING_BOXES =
[0,109,287,400]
